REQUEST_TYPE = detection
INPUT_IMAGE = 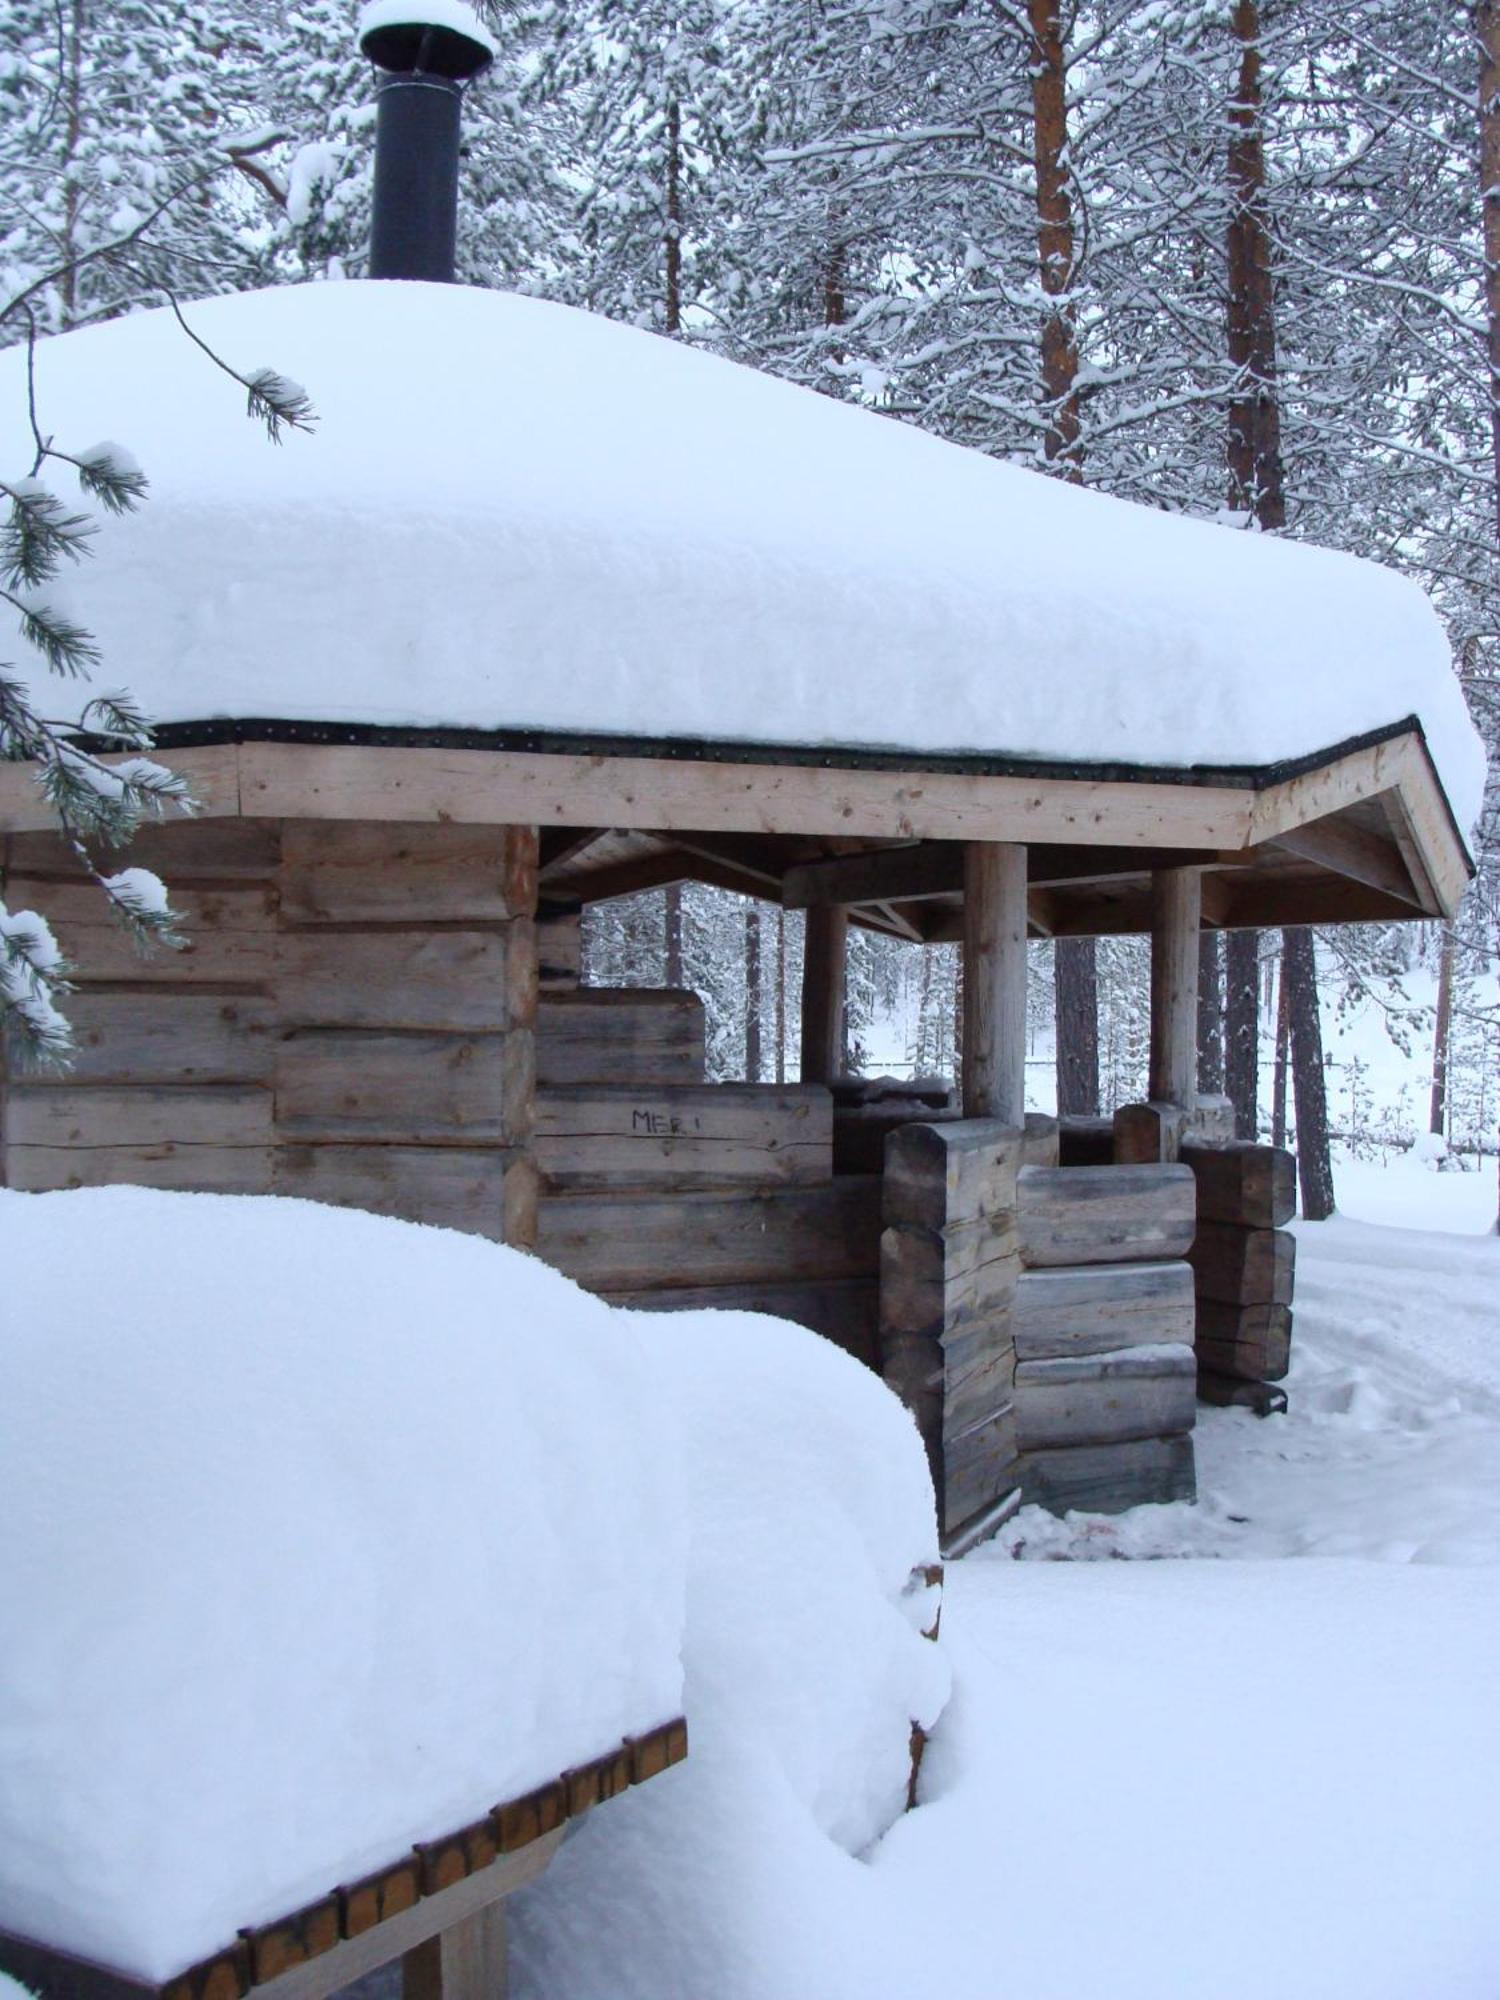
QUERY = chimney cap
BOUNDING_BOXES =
[358,0,495,81]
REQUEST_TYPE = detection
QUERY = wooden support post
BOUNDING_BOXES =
[403,1903,507,2000]
[961,843,1027,1122]
[799,904,848,1084]
[1149,867,1202,1108]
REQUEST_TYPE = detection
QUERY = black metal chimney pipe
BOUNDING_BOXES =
[359,9,494,282]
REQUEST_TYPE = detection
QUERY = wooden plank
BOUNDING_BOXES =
[3,880,276,984]
[1019,1432,1197,1514]
[271,1144,523,1239]
[1014,1260,1195,1360]
[1181,1140,1296,1228]
[5,1084,271,1148]
[32,991,274,1085]
[0,746,242,835]
[231,741,1260,850]
[799,905,847,1085]
[275,1032,524,1143]
[276,929,532,1033]
[1014,1345,1197,1450]
[279,821,536,924]
[602,1277,879,1366]
[535,989,705,1087]
[1017,1164,1196,1268]
[1189,1222,1296,1306]
[401,1903,506,2000]
[535,1178,882,1291]
[1148,867,1201,1107]
[962,843,1027,1121]
[536,1084,832,1191]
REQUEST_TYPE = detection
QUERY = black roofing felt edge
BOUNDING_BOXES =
[98,711,1473,872]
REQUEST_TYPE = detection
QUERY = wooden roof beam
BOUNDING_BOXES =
[1264,813,1422,909]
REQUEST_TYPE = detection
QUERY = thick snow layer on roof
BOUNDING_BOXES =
[0,1189,686,1981]
[0,281,1485,835]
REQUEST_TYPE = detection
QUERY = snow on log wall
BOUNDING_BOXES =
[0,819,540,1243]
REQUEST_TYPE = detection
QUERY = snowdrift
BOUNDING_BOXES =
[0,1187,944,1988]
[0,281,1484,838]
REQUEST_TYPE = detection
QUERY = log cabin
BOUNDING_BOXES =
[0,7,1484,1548]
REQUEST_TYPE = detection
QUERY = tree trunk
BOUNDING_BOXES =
[664,884,683,987]
[1480,0,1500,544]
[1027,0,1083,474]
[1429,924,1456,1137]
[1226,0,1285,531]
[745,902,763,1083]
[1028,0,1099,1115]
[1224,928,1260,1138]
[1197,929,1225,1094]
[1054,937,1099,1116]
[665,97,682,335]
[1283,926,1334,1218]
[774,905,786,1084]
[1271,945,1290,1149]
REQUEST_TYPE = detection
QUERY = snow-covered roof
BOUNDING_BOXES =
[2,281,1485,838]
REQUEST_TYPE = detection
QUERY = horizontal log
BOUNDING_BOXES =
[601,1278,878,1366]
[1057,1117,1115,1168]
[1181,1140,1296,1229]
[879,1212,1018,1335]
[278,821,536,923]
[1014,1259,1195,1360]
[783,842,960,909]
[276,927,533,1033]
[1112,1100,1185,1165]
[5,1143,273,1194]
[536,1084,831,1191]
[1017,1164,1196,1268]
[4,1083,271,1149]
[940,1312,1018,1446]
[1190,1222,1296,1306]
[832,1100,958,1176]
[28,990,274,1084]
[4,879,276,984]
[943,1402,1020,1541]
[1195,1301,1292,1382]
[536,989,705,1087]
[536,1177,882,1292]
[272,1144,526,1238]
[1022,1114,1060,1169]
[1197,1371,1289,1415]
[6,816,279,881]
[1014,1345,1197,1450]
[1019,1432,1197,1515]
[882,1119,1023,1235]
[275,1031,528,1143]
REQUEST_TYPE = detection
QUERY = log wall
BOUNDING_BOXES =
[1181,1138,1297,1413]
[876,1121,1200,1540]
[1,820,541,1245]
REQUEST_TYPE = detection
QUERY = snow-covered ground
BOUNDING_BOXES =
[513,1164,1500,2000]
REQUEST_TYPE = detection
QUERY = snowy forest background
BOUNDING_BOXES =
[2,0,1497,1175]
